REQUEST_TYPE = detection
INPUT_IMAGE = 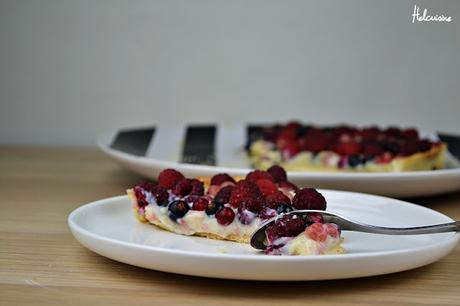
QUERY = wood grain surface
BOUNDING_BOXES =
[0,147,459,306]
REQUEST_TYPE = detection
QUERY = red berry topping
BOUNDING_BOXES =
[192,197,209,211]
[362,142,384,157]
[416,139,432,152]
[281,141,301,158]
[305,223,328,242]
[299,134,329,154]
[384,127,401,138]
[334,140,362,156]
[210,173,236,186]
[133,186,148,207]
[189,179,204,196]
[171,178,192,196]
[402,128,419,139]
[215,207,235,226]
[266,215,305,242]
[151,184,169,205]
[229,180,261,208]
[266,191,291,209]
[325,223,340,238]
[246,170,274,182]
[158,169,185,189]
[213,185,234,205]
[267,165,287,183]
[360,127,381,141]
[292,188,327,210]
[256,179,278,197]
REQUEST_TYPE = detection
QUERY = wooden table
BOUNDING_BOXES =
[1,147,459,306]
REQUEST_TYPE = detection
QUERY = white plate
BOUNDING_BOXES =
[68,191,459,281]
[97,125,460,197]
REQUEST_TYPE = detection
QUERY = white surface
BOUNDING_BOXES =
[1,1,459,146]
[68,192,459,281]
[97,129,460,197]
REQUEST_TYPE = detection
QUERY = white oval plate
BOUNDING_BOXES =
[68,191,459,281]
[97,125,460,197]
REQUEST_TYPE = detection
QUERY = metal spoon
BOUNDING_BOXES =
[250,210,460,250]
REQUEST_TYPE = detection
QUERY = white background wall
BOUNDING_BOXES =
[0,0,459,147]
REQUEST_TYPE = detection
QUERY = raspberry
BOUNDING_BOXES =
[192,197,209,211]
[151,185,169,206]
[402,128,419,140]
[281,141,301,158]
[292,188,327,210]
[267,165,287,183]
[189,179,204,196]
[266,191,291,209]
[256,179,278,197]
[133,186,148,207]
[213,185,234,205]
[266,215,305,242]
[359,127,381,140]
[362,142,383,157]
[305,223,328,242]
[229,180,260,208]
[171,178,192,197]
[246,170,274,182]
[158,169,185,189]
[299,134,329,154]
[239,197,264,213]
[168,200,189,221]
[215,207,235,226]
[384,127,401,138]
[334,141,362,156]
[210,173,236,186]
[136,181,156,192]
[325,223,340,238]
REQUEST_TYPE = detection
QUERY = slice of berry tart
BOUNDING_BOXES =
[127,166,344,255]
[248,122,447,172]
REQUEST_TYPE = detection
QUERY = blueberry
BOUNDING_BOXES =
[296,125,310,138]
[348,155,364,167]
[382,141,400,154]
[205,201,224,216]
[276,204,294,214]
[168,200,189,221]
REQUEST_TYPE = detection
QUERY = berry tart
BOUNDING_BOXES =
[127,166,344,255]
[248,122,447,172]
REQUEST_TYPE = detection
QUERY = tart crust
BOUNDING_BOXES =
[249,141,447,172]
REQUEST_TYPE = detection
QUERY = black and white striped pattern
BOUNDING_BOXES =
[109,124,460,165]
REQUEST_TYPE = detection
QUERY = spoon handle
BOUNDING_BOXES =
[331,217,460,235]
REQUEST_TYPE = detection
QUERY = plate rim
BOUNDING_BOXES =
[68,193,459,262]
